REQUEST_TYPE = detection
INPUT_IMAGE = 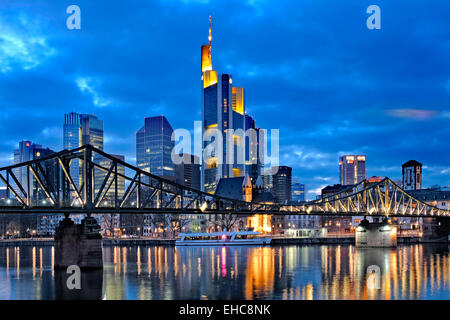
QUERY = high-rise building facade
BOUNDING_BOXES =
[80,114,104,150]
[95,154,125,235]
[94,154,126,201]
[136,115,174,178]
[63,112,104,187]
[272,166,292,204]
[12,141,56,235]
[0,187,6,199]
[64,112,104,150]
[13,141,56,202]
[201,17,263,193]
[402,160,422,191]
[339,155,366,185]
[244,115,265,184]
[292,182,306,203]
[175,154,201,190]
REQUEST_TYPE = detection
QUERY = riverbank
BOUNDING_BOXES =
[1,236,447,247]
[0,239,55,246]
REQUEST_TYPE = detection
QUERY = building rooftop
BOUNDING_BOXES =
[402,160,422,168]
[321,184,354,196]
[215,176,251,200]
[407,189,450,201]
[253,191,275,203]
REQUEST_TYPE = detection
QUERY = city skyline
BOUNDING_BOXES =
[1,1,450,199]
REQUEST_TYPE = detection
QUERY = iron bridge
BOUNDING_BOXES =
[0,145,448,218]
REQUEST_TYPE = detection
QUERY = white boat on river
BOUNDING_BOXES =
[175,231,272,246]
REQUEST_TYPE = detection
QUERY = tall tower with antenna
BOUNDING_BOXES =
[200,16,255,193]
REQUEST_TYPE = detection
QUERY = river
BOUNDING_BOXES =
[0,244,449,300]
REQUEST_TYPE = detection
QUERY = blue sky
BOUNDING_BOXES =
[0,0,449,199]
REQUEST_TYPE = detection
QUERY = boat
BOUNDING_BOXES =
[175,231,272,246]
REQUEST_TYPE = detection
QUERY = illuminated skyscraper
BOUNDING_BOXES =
[136,115,174,178]
[80,114,104,150]
[12,141,56,235]
[95,154,125,235]
[94,154,126,200]
[272,166,292,204]
[63,112,104,187]
[339,155,366,185]
[292,182,306,203]
[201,16,262,193]
[13,141,56,201]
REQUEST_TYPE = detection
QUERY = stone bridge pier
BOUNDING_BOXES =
[54,214,103,269]
[355,217,397,248]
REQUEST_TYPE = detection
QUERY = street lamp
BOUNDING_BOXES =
[137,227,141,239]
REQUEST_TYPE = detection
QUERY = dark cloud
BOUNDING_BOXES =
[0,0,449,198]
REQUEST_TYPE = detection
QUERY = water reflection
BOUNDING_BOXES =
[54,268,103,300]
[0,244,449,300]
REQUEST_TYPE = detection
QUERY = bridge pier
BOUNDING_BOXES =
[54,215,103,269]
[355,217,397,248]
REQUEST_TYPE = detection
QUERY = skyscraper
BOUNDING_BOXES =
[175,154,201,190]
[13,141,56,202]
[94,154,126,200]
[292,182,306,203]
[244,114,265,184]
[272,166,292,204]
[136,115,174,178]
[12,141,56,235]
[63,112,104,187]
[95,154,125,235]
[80,114,104,150]
[64,112,103,150]
[339,155,366,185]
[201,17,262,193]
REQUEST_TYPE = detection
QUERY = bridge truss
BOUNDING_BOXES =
[0,145,448,218]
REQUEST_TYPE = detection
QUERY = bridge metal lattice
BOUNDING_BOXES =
[0,145,448,218]
[277,178,450,217]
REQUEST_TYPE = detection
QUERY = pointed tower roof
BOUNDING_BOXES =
[402,160,422,168]
[255,176,264,189]
[242,174,252,188]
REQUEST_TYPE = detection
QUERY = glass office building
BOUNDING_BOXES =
[136,115,174,178]
[292,182,306,203]
[80,114,104,150]
[200,17,264,193]
[339,155,366,186]
[63,112,104,187]
[13,141,56,202]
[272,166,292,204]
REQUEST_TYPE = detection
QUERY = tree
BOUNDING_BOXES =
[213,213,240,232]
[165,214,191,239]
[102,214,118,237]
[6,221,21,238]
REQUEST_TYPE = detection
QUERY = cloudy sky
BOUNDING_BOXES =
[0,0,449,199]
